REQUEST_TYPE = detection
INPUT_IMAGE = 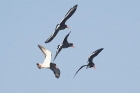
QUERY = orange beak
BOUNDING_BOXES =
[72,45,75,48]
[66,26,70,29]
[37,64,41,69]
[93,66,96,69]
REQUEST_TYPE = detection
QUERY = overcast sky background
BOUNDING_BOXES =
[1,0,140,93]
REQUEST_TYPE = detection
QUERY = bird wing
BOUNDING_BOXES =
[88,48,104,63]
[38,45,52,67]
[50,67,60,78]
[62,31,71,44]
[73,65,87,78]
[45,28,60,43]
[60,5,78,25]
[53,45,63,61]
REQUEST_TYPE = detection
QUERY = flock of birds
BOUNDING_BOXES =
[37,4,104,78]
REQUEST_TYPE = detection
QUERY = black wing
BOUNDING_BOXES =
[62,31,71,44]
[45,28,60,43]
[73,65,87,78]
[50,67,60,78]
[60,5,78,25]
[88,48,104,63]
[53,45,63,61]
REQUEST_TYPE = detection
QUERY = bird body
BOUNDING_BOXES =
[45,4,78,43]
[73,48,104,78]
[53,31,74,61]
[37,45,60,78]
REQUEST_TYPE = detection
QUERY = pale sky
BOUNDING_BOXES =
[1,0,140,93]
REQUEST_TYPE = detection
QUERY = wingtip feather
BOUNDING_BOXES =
[38,45,41,48]
[74,4,78,7]
[45,40,49,43]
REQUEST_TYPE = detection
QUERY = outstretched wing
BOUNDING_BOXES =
[73,65,87,78]
[38,45,52,67]
[53,45,63,61]
[60,5,78,25]
[50,67,60,78]
[88,48,104,63]
[62,31,71,44]
[45,28,60,43]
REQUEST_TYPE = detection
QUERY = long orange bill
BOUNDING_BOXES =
[66,26,70,29]
[55,66,58,68]
[72,45,75,48]
[93,66,96,69]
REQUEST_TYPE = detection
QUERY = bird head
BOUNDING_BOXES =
[87,62,96,69]
[65,25,70,29]
[69,43,75,48]
[36,63,41,69]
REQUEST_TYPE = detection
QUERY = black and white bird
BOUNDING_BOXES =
[45,4,78,43]
[73,48,104,78]
[37,45,60,78]
[53,31,74,61]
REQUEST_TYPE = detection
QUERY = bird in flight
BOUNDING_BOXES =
[37,45,60,78]
[73,48,104,78]
[53,31,74,61]
[45,4,78,43]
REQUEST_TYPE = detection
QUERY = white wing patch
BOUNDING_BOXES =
[59,44,63,49]
[56,24,60,30]
[60,8,73,23]
[48,31,56,40]
[56,44,63,54]
[88,52,95,59]
[38,45,52,68]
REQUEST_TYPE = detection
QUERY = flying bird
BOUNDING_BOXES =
[45,4,78,43]
[37,45,60,78]
[53,31,74,61]
[73,48,104,78]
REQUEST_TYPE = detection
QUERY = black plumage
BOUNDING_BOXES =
[73,48,104,78]
[45,5,78,43]
[53,31,74,61]
[50,63,60,78]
